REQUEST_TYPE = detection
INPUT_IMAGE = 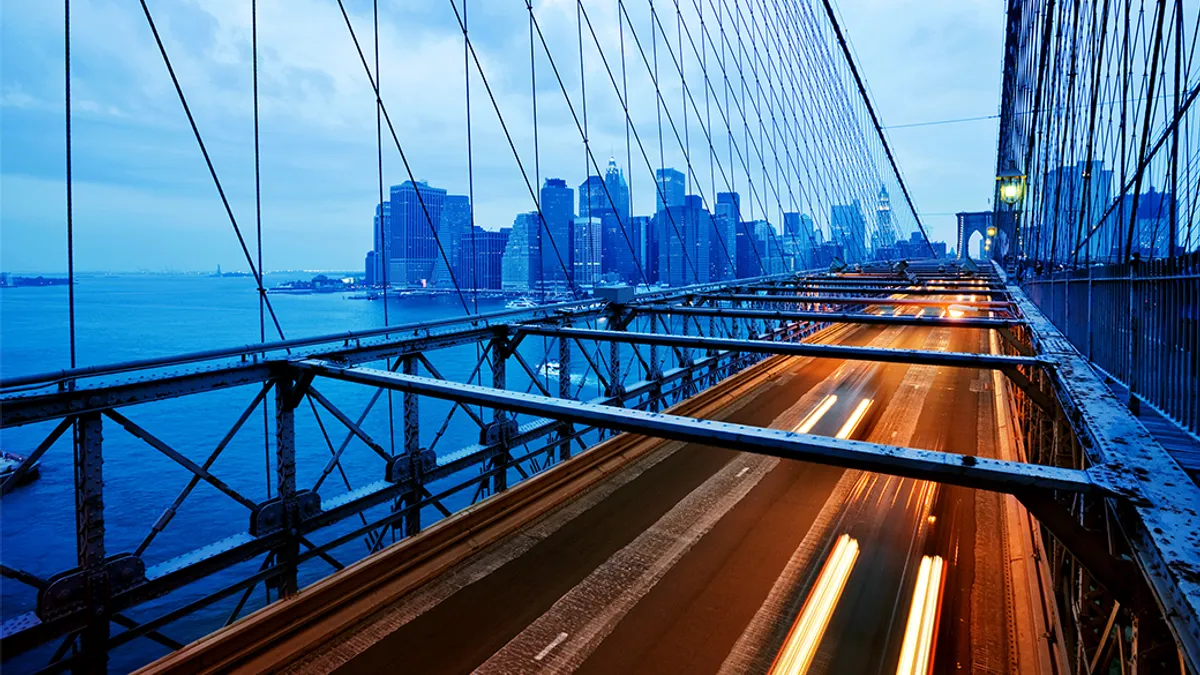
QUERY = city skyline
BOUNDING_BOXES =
[365,158,948,293]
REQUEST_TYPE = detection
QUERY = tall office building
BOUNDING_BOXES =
[572,217,602,287]
[364,250,377,286]
[369,202,391,286]
[579,175,607,218]
[1042,161,1114,262]
[655,168,686,213]
[431,195,471,288]
[458,226,510,290]
[539,178,575,288]
[715,192,742,280]
[830,201,867,262]
[871,185,898,256]
[501,212,542,292]
[389,181,447,286]
[1097,187,1176,260]
[656,195,711,287]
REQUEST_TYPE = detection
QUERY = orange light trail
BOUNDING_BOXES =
[768,534,861,675]
[835,398,873,439]
[895,555,946,675]
[795,395,838,434]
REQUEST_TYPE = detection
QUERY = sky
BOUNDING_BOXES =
[0,0,1004,273]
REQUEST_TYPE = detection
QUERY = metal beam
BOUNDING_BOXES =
[726,285,1010,297]
[1,363,276,429]
[637,304,1022,329]
[297,360,1104,497]
[701,293,1012,308]
[512,325,1048,371]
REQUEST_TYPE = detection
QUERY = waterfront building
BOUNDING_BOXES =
[572,216,602,287]
[501,212,542,292]
[458,226,509,290]
[539,178,575,289]
[431,195,471,288]
[389,181,447,287]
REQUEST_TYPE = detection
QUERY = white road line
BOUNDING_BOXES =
[736,467,751,478]
[534,633,569,662]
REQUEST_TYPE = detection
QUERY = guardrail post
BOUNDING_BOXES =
[402,355,421,536]
[648,314,662,411]
[557,326,572,462]
[488,336,512,493]
[75,412,108,675]
[606,307,626,405]
[273,377,299,597]
[1127,261,1140,413]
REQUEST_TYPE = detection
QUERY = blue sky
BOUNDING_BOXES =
[1,0,1003,273]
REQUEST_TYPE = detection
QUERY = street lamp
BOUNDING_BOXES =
[997,167,1025,205]
[986,226,997,238]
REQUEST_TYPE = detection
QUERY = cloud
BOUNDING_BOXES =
[2,0,1003,271]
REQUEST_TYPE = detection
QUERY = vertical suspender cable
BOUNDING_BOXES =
[65,0,76,371]
[374,0,398,459]
[252,0,272,500]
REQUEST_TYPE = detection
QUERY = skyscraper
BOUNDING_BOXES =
[458,226,510,290]
[1042,161,1114,262]
[431,195,471,288]
[715,192,742,280]
[656,195,711,287]
[501,212,542,292]
[572,217,602,287]
[655,168,686,213]
[370,201,391,286]
[871,185,898,256]
[389,181,447,286]
[539,178,575,288]
[580,158,635,283]
[830,201,867,262]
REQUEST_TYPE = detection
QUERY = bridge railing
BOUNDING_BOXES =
[1021,252,1200,435]
[2,273,855,674]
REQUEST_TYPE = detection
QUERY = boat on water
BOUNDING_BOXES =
[506,297,538,310]
[0,451,39,487]
[537,362,593,387]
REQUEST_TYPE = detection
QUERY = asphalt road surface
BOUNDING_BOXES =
[327,314,1017,675]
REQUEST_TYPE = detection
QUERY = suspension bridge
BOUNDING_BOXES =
[1,0,1198,674]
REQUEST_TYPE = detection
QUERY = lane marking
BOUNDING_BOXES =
[737,467,751,478]
[534,632,569,662]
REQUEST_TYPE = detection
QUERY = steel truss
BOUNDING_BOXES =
[0,267,1196,674]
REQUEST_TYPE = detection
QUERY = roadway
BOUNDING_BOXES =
[287,309,1023,674]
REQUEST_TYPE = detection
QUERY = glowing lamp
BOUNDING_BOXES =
[996,167,1025,205]
[986,226,997,237]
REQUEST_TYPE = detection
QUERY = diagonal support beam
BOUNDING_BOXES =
[104,410,257,511]
[297,360,1105,497]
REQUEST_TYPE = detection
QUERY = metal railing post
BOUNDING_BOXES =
[557,327,572,462]
[402,355,421,537]
[273,378,298,597]
[75,412,108,675]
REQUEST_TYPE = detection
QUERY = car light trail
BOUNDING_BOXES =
[895,555,946,675]
[835,398,873,439]
[795,395,838,434]
[768,534,861,675]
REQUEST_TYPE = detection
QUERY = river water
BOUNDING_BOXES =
[1,273,567,672]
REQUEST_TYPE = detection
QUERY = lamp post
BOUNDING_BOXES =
[995,163,1024,269]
